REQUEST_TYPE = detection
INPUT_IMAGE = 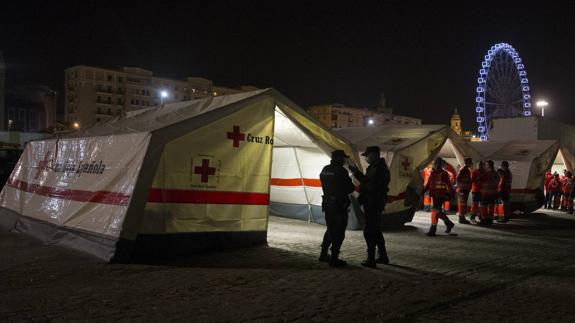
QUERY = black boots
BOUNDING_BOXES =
[328,251,347,268]
[426,224,437,236]
[458,215,470,224]
[375,251,390,264]
[318,248,330,263]
[445,219,455,233]
[361,250,377,268]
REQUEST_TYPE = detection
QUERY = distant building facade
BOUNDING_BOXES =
[65,65,257,128]
[307,103,421,129]
[5,85,57,132]
[450,109,480,142]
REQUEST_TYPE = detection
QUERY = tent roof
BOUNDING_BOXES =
[468,140,558,161]
[335,125,446,151]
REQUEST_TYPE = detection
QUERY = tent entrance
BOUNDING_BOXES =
[551,149,568,175]
[269,107,329,224]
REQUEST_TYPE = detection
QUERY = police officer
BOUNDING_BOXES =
[319,149,356,268]
[349,146,390,268]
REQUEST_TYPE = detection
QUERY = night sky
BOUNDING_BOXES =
[2,1,575,130]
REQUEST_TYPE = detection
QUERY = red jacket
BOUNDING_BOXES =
[456,166,472,192]
[498,169,512,193]
[563,177,573,194]
[424,168,453,198]
[471,169,484,193]
[549,178,562,193]
[481,169,499,198]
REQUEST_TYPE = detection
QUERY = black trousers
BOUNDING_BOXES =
[321,205,348,256]
[363,203,387,257]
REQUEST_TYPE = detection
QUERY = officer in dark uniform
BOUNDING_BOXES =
[349,146,390,268]
[319,149,356,268]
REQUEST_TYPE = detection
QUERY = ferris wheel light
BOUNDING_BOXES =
[524,103,531,108]
[521,78,529,84]
[478,77,485,83]
[482,61,490,68]
[478,126,485,132]
[522,86,530,92]
[477,117,484,122]
[476,107,484,113]
[514,58,522,63]
[524,94,531,100]
[525,111,532,116]
[517,64,525,69]
[480,135,488,141]
[476,97,484,103]
[476,87,484,93]
[479,69,487,75]
[488,50,494,55]
[519,71,527,76]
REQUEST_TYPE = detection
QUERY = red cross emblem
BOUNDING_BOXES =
[194,159,216,183]
[34,151,52,180]
[401,157,411,171]
[227,125,245,148]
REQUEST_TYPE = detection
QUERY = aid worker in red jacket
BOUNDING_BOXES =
[479,160,499,225]
[562,171,573,213]
[456,157,473,224]
[423,157,455,236]
[497,161,512,223]
[469,161,485,223]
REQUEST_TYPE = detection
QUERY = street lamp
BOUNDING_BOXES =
[368,118,374,125]
[160,91,169,107]
[536,100,549,117]
[73,121,80,129]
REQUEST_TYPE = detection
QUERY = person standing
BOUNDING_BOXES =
[563,171,574,213]
[319,150,356,268]
[349,146,390,268]
[423,157,455,236]
[479,160,499,225]
[470,161,485,223]
[456,157,473,224]
[497,161,513,223]
[544,170,553,209]
[550,173,562,210]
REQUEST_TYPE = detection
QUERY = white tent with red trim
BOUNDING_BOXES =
[468,140,559,213]
[335,125,480,226]
[0,89,358,261]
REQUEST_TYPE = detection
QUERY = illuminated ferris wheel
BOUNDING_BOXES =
[475,42,532,141]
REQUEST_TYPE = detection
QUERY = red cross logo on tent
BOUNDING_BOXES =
[401,156,411,171]
[34,151,51,180]
[227,125,245,148]
[194,159,216,183]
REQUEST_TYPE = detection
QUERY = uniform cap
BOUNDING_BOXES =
[331,149,349,159]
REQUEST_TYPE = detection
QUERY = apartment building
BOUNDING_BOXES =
[307,103,421,129]
[65,65,257,128]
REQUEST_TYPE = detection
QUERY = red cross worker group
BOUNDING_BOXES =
[422,157,513,236]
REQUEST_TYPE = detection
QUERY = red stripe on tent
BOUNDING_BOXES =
[7,179,131,206]
[147,188,270,205]
[270,178,322,187]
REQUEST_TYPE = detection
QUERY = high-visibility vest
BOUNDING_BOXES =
[428,169,452,198]
[456,167,472,192]
[563,178,573,194]
[471,169,484,193]
[550,178,561,192]
[481,169,499,197]
[498,169,512,193]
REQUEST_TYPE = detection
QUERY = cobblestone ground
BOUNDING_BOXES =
[2,209,575,322]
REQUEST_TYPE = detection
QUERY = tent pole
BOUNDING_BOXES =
[293,147,314,223]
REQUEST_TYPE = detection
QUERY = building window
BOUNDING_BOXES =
[96,118,101,122]
[97,96,102,103]
[107,97,112,104]
[107,108,112,115]
[118,76,123,83]
[135,99,139,105]
[108,85,112,93]
[331,112,337,121]
[130,99,134,105]
[118,98,122,105]
[107,75,112,82]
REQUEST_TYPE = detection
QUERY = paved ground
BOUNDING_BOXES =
[2,209,575,322]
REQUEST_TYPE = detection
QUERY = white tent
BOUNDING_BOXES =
[468,140,559,213]
[0,89,358,261]
[336,125,480,226]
